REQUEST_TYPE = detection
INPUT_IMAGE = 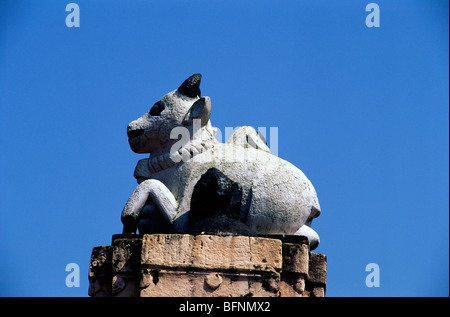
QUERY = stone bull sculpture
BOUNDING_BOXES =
[121,74,322,249]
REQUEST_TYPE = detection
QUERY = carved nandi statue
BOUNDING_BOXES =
[121,74,322,249]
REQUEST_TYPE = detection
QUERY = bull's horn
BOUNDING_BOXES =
[177,73,202,98]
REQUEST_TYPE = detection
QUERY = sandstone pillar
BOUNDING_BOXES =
[88,234,326,297]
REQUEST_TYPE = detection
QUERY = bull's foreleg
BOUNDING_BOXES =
[121,179,178,234]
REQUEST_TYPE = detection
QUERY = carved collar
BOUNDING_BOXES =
[134,141,212,179]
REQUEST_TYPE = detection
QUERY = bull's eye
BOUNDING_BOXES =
[149,101,165,116]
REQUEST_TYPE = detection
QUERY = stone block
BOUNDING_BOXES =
[88,234,326,297]
[88,246,113,297]
[312,286,325,297]
[140,234,282,273]
[139,234,282,297]
[282,242,309,274]
[279,275,306,297]
[111,237,142,297]
[308,253,327,285]
[140,269,280,297]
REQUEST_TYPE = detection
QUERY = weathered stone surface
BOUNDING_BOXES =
[279,275,306,297]
[140,234,282,272]
[88,246,113,297]
[204,273,223,290]
[312,286,325,297]
[278,237,310,297]
[139,234,281,297]
[88,234,326,297]
[282,242,309,275]
[294,276,306,293]
[140,270,280,297]
[111,237,142,297]
[308,253,327,284]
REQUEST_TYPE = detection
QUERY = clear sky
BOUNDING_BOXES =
[0,0,448,297]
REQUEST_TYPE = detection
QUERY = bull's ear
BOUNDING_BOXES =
[182,97,211,126]
[177,73,202,98]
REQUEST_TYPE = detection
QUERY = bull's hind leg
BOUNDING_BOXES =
[295,225,320,250]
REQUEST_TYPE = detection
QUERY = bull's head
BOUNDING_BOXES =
[127,74,212,154]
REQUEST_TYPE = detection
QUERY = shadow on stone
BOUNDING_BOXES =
[188,215,255,236]
[188,168,254,236]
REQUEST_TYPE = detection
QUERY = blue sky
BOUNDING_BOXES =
[0,0,448,297]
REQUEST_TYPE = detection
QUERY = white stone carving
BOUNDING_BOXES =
[121,74,321,249]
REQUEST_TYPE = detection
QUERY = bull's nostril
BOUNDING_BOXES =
[127,129,145,139]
